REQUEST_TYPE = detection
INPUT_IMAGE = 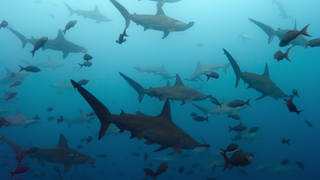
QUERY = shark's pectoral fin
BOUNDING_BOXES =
[64,163,73,173]
[154,145,170,152]
[170,144,181,154]
[255,94,267,101]
[162,30,170,39]
[144,27,148,31]
[63,51,69,59]
[181,99,192,106]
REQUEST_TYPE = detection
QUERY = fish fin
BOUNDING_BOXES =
[156,3,165,15]
[223,49,241,88]
[162,30,170,39]
[174,74,184,86]
[63,2,74,17]
[63,51,69,59]
[154,145,170,152]
[93,4,99,12]
[157,99,173,122]
[109,0,131,29]
[56,134,69,148]
[171,144,181,154]
[166,80,171,87]
[64,163,73,173]
[119,72,145,103]
[191,103,209,116]
[255,94,267,100]
[79,109,84,115]
[56,29,65,40]
[300,24,311,37]
[220,152,230,171]
[262,63,269,77]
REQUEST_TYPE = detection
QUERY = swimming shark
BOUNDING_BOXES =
[64,2,112,23]
[120,72,212,105]
[110,0,194,39]
[0,68,29,86]
[185,61,230,82]
[4,109,32,127]
[28,134,95,172]
[7,27,87,59]
[240,131,263,141]
[64,109,96,128]
[248,18,308,47]
[237,33,256,42]
[192,97,247,117]
[50,81,74,91]
[71,80,210,154]
[20,56,64,70]
[272,0,292,20]
[133,64,174,80]
[223,49,289,100]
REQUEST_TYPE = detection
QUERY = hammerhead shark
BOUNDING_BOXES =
[272,0,292,20]
[223,49,289,100]
[7,27,87,59]
[120,72,212,105]
[185,61,230,82]
[110,0,194,39]
[64,109,96,128]
[20,56,64,70]
[63,2,112,23]
[4,109,33,127]
[248,18,308,47]
[133,64,174,80]
[0,67,29,86]
[192,97,247,117]
[70,80,210,154]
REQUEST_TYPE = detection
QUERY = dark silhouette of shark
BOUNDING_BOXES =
[7,27,87,59]
[248,18,308,47]
[272,0,292,20]
[133,64,174,80]
[110,0,194,39]
[223,49,289,100]
[70,80,210,154]
[119,72,212,105]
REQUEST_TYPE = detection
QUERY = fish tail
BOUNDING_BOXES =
[285,47,292,62]
[300,24,311,37]
[227,113,231,119]
[230,138,234,142]
[223,49,241,88]
[110,0,131,29]
[116,40,119,44]
[205,116,209,122]
[8,171,15,178]
[78,63,83,68]
[63,2,74,17]
[297,110,304,115]
[19,65,24,72]
[70,80,112,140]
[220,149,226,154]
[7,27,28,48]
[205,74,210,81]
[29,50,35,57]
[246,98,251,107]
[119,72,146,103]
[220,152,230,171]
[62,29,66,35]
[228,126,233,132]
[123,28,128,37]
[286,139,291,146]
[133,67,144,76]
[191,103,209,117]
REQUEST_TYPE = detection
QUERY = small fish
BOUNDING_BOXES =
[284,96,303,115]
[304,119,313,127]
[296,161,305,170]
[229,122,247,132]
[47,107,53,112]
[274,46,292,62]
[62,20,77,35]
[220,151,252,171]
[112,161,116,165]
[139,146,142,151]
[227,113,240,120]
[47,116,55,121]
[47,13,55,19]
[193,116,208,122]
[57,116,64,123]
[305,38,320,48]
[96,154,107,158]
[190,112,197,117]
[221,143,239,154]
[205,72,219,81]
[178,165,184,173]
[143,153,148,161]
[8,166,30,179]
[210,97,222,107]
[119,172,124,177]
[280,24,311,47]
[4,91,17,103]
[292,89,299,97]
[9,80,23,88]
[132,152,140,157]
[143,162,168,179]
[248,127,259,133]
[19,65,41,72]
[77,145,83,149]
[116,28,128,44]
[78,61,92,68]
[29,36,48,57]
[33,115,40,121]
[227,99,251,108]
[1,161,10,167]
[83,54,93,61]
[281,138,291,146]
[77,79,89,86]
[281,158,289,165]
[0,20,8,28]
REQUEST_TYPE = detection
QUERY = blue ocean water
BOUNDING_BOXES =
[0,0,319,179]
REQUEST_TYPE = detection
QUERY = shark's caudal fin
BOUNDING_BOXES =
[248,18,276,43]
[119,72,146,103]
[110,0,131,29]
[70,80,112,140]
[223,49,242,88]
[63,2,75,17]
[191,103,209,117]
[7,27,28,48]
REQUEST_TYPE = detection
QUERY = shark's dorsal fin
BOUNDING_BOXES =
[79,109,84,115]
[57,134,69,148]
[16,109,22,116]
[293,19,297,30]
[156,3,165,16]
[262,63,269,77]
[197,61,202,68]
[56,30,65,40]
[5,68,12,75]
[223,97,228,104]
[94,5,99,12]
[120,109,126,115]
[166,80,171,87]
[157,99,172,122]
[174,74,184,86]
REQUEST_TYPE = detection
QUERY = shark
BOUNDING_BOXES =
[4,109,32,127]
[248,18,308,47]
[7,27,87,59]
[192,97,247,117]
[71,80,210,154]
[185,61,230,82]
[120,72,212,105]
[0,68,29,86]
[28,134,94,172]
[20,56,64,70]
[110,0,194,39]
[272,0,292,20]
[64,109,96,128]
[18,119,41,129]
[223,49,289,100]
[133,65,174,80]
[64,2,112,23]
[50,81,74,91]
[255,161,297,172]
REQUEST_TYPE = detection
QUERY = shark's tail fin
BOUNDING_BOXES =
[284,46,293,62]
[248,18,276,44]
[119,72,146,103]
[220,152,230,171]
[223,49,242,88]
[110,0,131,29]
[7,27,28,48]
[71,80,112,140]
[191,103,209,117]
[133,67,144,76]
[63,2,74,17]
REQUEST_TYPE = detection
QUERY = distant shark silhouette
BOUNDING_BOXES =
[110,0,194,39]
[0,68,29,86]
[20,56,64,70]
[4,109,33,127]
[7,27,87,59]
[223,49,289,100]
[148,0,181,7]
[185,61,230,82]
[71,80,210,154]
[192,97,247,117]
[248,18,308,47]
[64,109,96,128]
[133,64,174,80]
[272,0,292,20]
[63,2,112,23]
[120,72,212,105]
